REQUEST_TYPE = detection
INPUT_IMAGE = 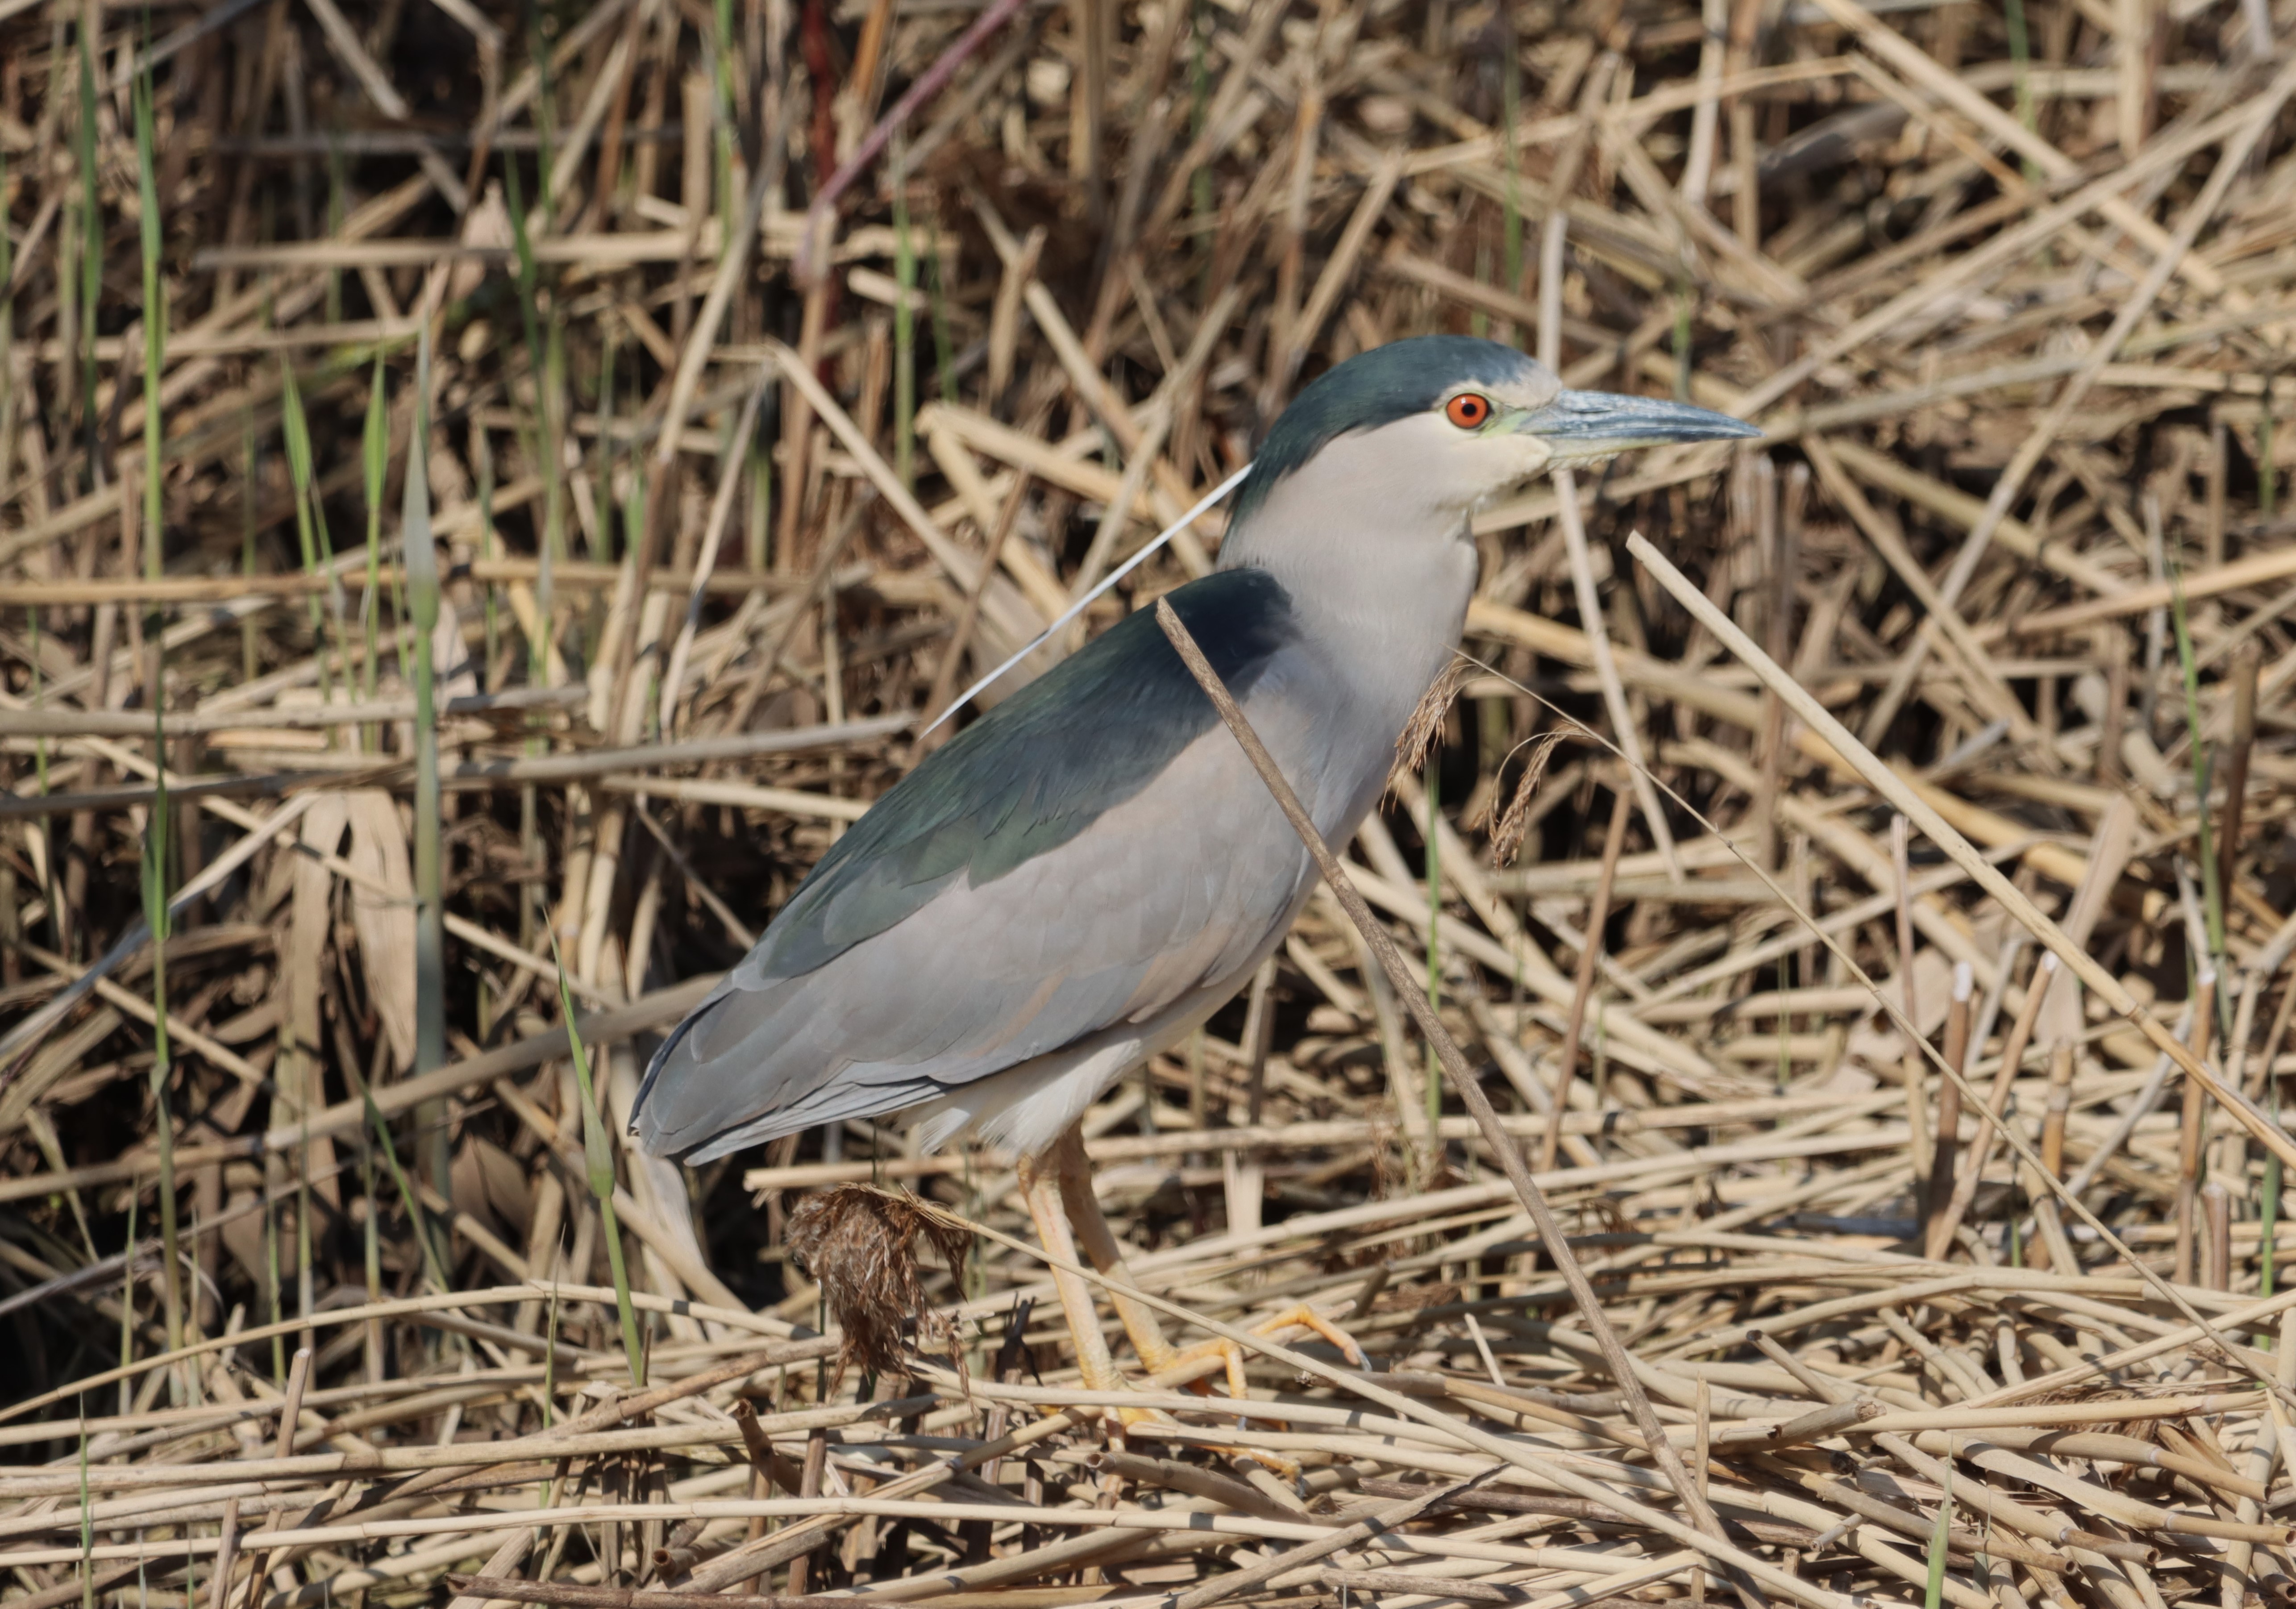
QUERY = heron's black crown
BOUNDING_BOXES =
[1229,336,1543,529]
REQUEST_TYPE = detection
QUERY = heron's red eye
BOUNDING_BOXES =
[1445,393,1492,428]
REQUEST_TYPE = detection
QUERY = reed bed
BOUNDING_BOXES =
[2,0,2295,1607]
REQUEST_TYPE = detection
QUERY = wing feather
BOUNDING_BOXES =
[636,732,1319,1161]
[631,569,1389,1162]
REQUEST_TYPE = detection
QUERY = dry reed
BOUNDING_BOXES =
[1,2,2294,1609]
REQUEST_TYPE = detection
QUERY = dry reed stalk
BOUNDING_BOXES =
[4,5,2296,1609]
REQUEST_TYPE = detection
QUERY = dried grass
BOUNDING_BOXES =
[1,0,2295,1606]
[784,1184,973,1382]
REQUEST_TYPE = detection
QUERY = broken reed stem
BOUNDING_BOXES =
[2204,1181,2232,1291]
[1546,784,1628,1173]
[1625,531,2294,1372]
[2038,1041,2073,1184]
[1930,948,2058,1253]
[1151,597,1743,1568]
[2177,968,2219,1287]
[1555,469,1679,881]
[2217,642,2259,912]
[1923,962,1973,1259]
[792,0,1031,284]
[2169,553,2225,963]
[948,1177,1829,1609]
[1622,533,2296,1177]
[1892,813,1930,1190]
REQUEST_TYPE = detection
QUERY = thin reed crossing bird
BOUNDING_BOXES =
[633,335,1757,1393]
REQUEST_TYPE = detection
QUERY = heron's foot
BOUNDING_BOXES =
[1094,1313,1359,1477]
[1126,1301,1367,1466]
[1027,1127,1347,1477]
[1145,1302,1368,1389]
[1250,1302,1370,1372]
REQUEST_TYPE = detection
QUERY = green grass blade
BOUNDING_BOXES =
[713,0,736,225]
[547,931,646,1386]
[893,133,916,489]
[134,26,168,909]
[362,354,388,717]
[2266,1151,2281,1302]
[2003,0,2042,183]
[358,1097,383,1357]
[131,71,181,1375]
[1923,1461,1955,1609]
[344,1048,449,1290]
[404,329,450,1199]
[622,459,646,575]
[546,315,577,577]
[75,37,100,460]
[139,711,182,1387]
[277,362,343,706]
[504,154,547,376]
[530,8,557,201]
[135,47,163,582]
[923,236,957,408]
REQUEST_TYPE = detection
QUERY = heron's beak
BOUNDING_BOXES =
[1513,390,1761,465]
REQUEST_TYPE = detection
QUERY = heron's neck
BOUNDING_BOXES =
[1219,486,1478,736]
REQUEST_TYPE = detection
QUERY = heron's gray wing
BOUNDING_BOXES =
[632,568,1329,1162]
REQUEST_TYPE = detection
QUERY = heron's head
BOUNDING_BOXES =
[1226,336,1761,542]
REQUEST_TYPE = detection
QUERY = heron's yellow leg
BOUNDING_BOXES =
[1047,1126,1368,1393]
[1017,1143,1127,1394]
[1040,1126,1314,1474]
[1046,1127,1194,1371]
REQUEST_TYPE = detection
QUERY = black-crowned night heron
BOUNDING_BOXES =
[633,335,1757,1389]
